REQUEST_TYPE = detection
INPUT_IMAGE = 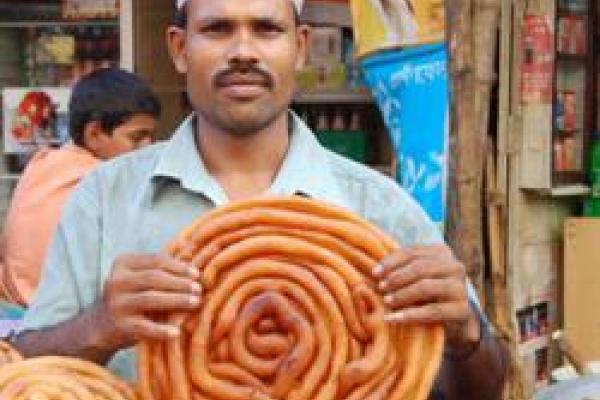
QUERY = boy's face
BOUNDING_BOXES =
[93,114,157,160]
[167,0,308,136]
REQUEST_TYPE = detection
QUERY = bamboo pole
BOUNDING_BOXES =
[445,1,530,399]
[445,0,501,301]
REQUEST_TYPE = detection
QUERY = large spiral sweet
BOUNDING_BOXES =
[0,341,23,368]
[138,196,444,400]
[0,356,137,400]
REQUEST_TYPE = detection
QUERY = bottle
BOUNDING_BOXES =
[589,131,600,197]
[583,131,600,216]
[23,27,37,86]
[331,108,346,131]
[315,107,329,133]
[349,110,360,131]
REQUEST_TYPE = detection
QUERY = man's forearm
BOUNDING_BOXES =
[438,328,508,400]
[12,302,130,365]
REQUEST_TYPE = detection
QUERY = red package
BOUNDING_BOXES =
[558,16,586,55]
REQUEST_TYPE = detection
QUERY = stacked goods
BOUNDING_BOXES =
[62,0,120,20]
[138,196,444,400]
[0,341,23,368]
[0,356,137,400]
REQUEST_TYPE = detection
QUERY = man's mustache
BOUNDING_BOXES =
[214,65,274,89]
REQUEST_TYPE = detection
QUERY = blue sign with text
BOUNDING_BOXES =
[361,43,449,226]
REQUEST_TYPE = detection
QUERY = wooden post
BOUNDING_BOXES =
[446,2,528,399]
[445,0,501,299]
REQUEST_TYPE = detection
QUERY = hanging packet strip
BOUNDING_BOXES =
[361,43,449,227]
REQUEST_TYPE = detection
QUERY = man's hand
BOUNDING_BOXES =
[372,244,480,351]
[100,253,202,346]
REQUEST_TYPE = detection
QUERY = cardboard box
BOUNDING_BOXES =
[563,218,600,362]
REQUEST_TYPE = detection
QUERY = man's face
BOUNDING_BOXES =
[93,114,157,160]
[168,0,308,136]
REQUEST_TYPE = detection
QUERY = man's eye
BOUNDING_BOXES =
[201,22,231,34]
[255,22,284,35]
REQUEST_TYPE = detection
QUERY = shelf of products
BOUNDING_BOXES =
[0,24,120,88]
[0,0,119,22]
[551,0,596,187]
[0,20,118,29]
[295,1,393,176]
[0,0,121,173]
[0,0,120,88]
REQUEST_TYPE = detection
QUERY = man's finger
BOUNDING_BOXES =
[383,278,464,309]
[407,244,454,258]
[372,249,414,278]
[115,291,201,312]
[122,317,181,341]
[116,254,199,279]
[378,259,454,293]
[384,301,471,324]
[113,268,202,295]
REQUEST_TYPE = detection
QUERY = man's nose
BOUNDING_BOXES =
[227,29,260,66]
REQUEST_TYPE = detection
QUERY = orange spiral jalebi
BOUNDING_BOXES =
[0,356,137,400]
[0,341,22,368]
[138,196,444,400]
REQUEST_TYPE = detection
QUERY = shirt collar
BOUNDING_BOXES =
[152,111,344,205]
[267,113,343,203]
[152,114,226,204]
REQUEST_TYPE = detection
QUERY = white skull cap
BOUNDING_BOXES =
[176,0,304,13]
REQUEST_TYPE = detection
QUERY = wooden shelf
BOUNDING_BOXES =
[557,52,588,62]
[554,128,582,135]
[553,170,586,186]
[0,20,118,28]
[557,8,589,17]
[526,184,591,197]
[300,2,352,27]
[0,174,21,182]
[518,334,550,357]
[293,90,373,104]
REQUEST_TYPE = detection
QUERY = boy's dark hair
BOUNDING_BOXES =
[171,1,300,29]
[69,68,161,147]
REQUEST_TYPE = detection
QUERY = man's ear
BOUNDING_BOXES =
[166,26,188,74]
[295,24,310,71]
[82,121,106,155]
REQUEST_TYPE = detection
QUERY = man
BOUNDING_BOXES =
[13,1,507,399]
[0,68,160,305]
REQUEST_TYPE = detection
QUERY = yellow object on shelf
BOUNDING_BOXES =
[349,0,445,57]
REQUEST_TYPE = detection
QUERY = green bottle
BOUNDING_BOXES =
[583,131,600,216]
[589,131,600,197]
